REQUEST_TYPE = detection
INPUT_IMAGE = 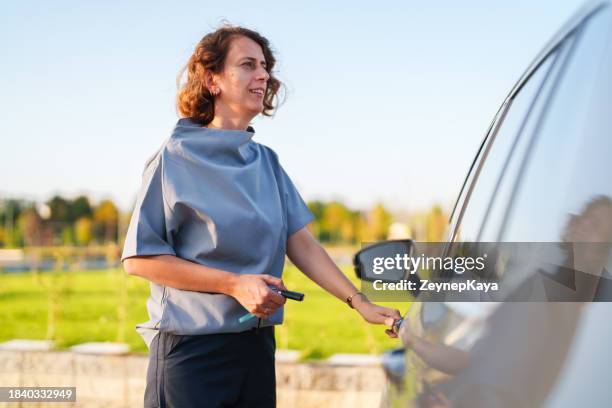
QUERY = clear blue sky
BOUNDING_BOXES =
[0,0,586,212]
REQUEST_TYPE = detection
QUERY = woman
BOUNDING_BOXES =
[122,25,401,408]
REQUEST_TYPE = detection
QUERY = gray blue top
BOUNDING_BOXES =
[121,118,314,347]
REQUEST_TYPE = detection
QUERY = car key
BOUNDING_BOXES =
[238,289,305,323]
[279,289,305,301]
[393,317,404,335]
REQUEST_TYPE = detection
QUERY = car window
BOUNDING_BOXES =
[500,7,612,242]
[478,40,573,241]
[407,7,612,407]
[446,105,504,240]
[451,48,559,243]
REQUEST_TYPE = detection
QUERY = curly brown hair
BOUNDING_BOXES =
[176,25,283,126]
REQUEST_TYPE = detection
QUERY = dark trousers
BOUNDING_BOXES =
[145,327,276,408]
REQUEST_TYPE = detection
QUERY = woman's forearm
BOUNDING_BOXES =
[123,255,238,295]
[404,334,469,375]
[287,227,402,331]
[286,228,358,303]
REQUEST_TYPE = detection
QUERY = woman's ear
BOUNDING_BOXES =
[204,71,217,94]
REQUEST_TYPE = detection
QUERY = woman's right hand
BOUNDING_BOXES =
[231,274,287,319]
[398,318,416,348]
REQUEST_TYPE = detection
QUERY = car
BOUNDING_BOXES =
[356,2,612,406]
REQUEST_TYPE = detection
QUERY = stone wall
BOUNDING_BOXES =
[0,350,384,408]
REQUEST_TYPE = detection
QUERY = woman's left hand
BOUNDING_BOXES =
[353,295,402,338]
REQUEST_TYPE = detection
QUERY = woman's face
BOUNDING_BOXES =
[212,36,270,121]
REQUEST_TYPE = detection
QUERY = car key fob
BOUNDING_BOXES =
[279,289,305,301]
[393,318,404,334]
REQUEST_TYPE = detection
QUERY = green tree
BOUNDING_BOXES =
[426,205,447,242]
[61,226,75,245]
[307,201,325,240]
[17,207,42,246]
[307,201,326,220]
[94,200,119,243]
[75,217,93,246]
[341,210,363,244]
[46,196,71,223]
[368,203,393,241]
[356,211,368,243]
[321,202,350,243]
[70,196,93,221]
[0,199,25,247]
[46,196,73,244]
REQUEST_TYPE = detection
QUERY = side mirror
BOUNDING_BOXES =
[353,239,416,283]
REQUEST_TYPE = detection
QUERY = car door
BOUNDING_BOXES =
[397,3,612,407]
[393,39,566,406]
[489,5,612,407]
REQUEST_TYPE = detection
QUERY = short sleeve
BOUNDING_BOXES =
[276,162,315,238]
[121,155,176,261]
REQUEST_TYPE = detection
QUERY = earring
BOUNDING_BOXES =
[212,88,220,96]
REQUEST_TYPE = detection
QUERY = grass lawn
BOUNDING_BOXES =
[0,265,410,359]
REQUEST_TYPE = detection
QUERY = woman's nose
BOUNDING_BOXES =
[257,67,270,81]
